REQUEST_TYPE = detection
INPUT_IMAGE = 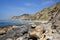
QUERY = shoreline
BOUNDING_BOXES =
[0,21,60,40]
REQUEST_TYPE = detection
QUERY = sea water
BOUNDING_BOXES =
[0,20,31,27]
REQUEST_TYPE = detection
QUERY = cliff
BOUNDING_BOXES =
[10,2,60,21]
[33,2,60,21]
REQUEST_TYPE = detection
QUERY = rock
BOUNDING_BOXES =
[16,37,24,40]
[56,27,60,34]
[0,29,6,35]
[31,24,36,29]
[6,38,13,40]
[0,25,30,40]
[52,29,57,33]
[29,29,38,37]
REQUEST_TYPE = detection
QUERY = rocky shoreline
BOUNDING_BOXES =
[0,2,60,40]
[0,21,60,40]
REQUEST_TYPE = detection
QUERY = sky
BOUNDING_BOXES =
[0,0,60,20]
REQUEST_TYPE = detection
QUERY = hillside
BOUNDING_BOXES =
[10,2,60,21]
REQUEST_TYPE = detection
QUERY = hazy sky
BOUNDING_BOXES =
[0,0,60,20]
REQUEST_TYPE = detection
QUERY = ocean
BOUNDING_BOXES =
[0,20,31,27]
